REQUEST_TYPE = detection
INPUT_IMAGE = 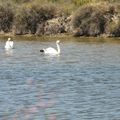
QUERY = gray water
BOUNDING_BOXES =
[0,37,120,120]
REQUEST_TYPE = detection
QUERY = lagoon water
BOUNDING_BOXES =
[0,37,120,120]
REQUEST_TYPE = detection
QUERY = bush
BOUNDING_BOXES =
[0,4,14,32]
[72,0,93,6]
[72,3,120,36]
[14,4,57,35]
[105,19,120,37]
[72,5,106,36]
[105,4,120,36]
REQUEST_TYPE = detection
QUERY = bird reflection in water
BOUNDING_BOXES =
[5,49,13,56]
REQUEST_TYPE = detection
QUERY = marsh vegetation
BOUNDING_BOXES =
[0,0,120,37]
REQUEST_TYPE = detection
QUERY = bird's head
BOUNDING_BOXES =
[56,40,60,44]
[8,38,11,41]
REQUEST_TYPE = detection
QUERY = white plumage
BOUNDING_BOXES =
[40,40,61,55]
[5,38,14,50]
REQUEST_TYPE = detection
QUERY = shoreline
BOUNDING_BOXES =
[0,32,119,38]
[0,33,120,43]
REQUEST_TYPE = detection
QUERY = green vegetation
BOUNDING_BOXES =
[72,3,120,36]
[0,3,14,32]
[14,4,57,34]
[0,0,119,37]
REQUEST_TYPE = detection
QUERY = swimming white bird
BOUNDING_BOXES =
[5,38,14,50]
[40,40,61,55]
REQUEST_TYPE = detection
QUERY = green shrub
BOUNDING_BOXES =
[0,4,14,32]
[105,19,120,37]
[72,0,93,6]
[72,5,106,36]
[14,4,57,34]
[72,3,120,36]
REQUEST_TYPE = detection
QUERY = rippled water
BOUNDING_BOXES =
[0,37,120,120]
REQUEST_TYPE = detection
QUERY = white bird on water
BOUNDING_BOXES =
[5,38,14,50]
[40,40,61,55]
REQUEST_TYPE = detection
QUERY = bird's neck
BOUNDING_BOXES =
[56,43,60,54]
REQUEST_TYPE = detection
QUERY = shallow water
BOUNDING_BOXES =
[0,37,120,120]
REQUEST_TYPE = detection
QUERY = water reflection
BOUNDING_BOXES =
[5,49,13,56]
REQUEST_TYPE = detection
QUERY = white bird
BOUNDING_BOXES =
[40,40,61,55]
[5,38,14,50]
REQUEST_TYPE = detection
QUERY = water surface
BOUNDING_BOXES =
[0,37,120,120]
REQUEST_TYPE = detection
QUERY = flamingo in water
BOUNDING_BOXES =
[40,40,61,55]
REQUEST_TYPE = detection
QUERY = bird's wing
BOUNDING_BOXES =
[10,41,13,48]
[5,41,10,48]
[45,47,57,53]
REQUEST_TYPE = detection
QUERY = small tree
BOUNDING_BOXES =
[0,4,14,32]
